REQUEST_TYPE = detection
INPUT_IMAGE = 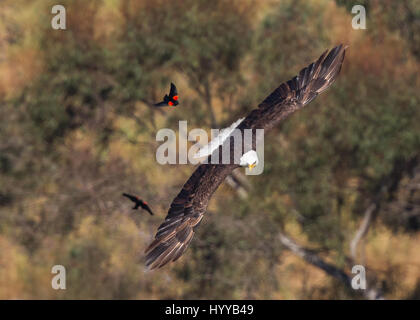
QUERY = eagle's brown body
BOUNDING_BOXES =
[145,45,347,269]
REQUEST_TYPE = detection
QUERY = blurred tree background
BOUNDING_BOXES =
[0,0,419,299]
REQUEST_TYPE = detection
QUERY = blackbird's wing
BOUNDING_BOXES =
[169,83,178,98]
[142,203,154,216]
[154,101,168,107]
[122,193,139,203]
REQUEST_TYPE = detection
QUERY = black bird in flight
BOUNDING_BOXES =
[122,193,154,215]
[154,83,179,107]
[144,44,348,269]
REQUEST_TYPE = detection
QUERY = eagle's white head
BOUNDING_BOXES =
[239,150,259,171]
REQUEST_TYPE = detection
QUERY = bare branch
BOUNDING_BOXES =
[278,231,385,300]
[350,202,377,262]
[278,232,351,285]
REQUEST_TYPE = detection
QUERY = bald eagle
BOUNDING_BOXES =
[239,150,259,171]
[145,45,347,269]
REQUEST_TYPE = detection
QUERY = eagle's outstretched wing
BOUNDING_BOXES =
[145,164,234,269]
[145,44,347,269]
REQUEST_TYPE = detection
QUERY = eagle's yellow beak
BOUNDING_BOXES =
[248,163,256,171]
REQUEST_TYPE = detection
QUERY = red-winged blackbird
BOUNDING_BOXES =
[122,193,154,215]
[154,83,179,107]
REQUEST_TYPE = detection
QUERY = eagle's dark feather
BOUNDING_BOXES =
[145,44,347,269]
